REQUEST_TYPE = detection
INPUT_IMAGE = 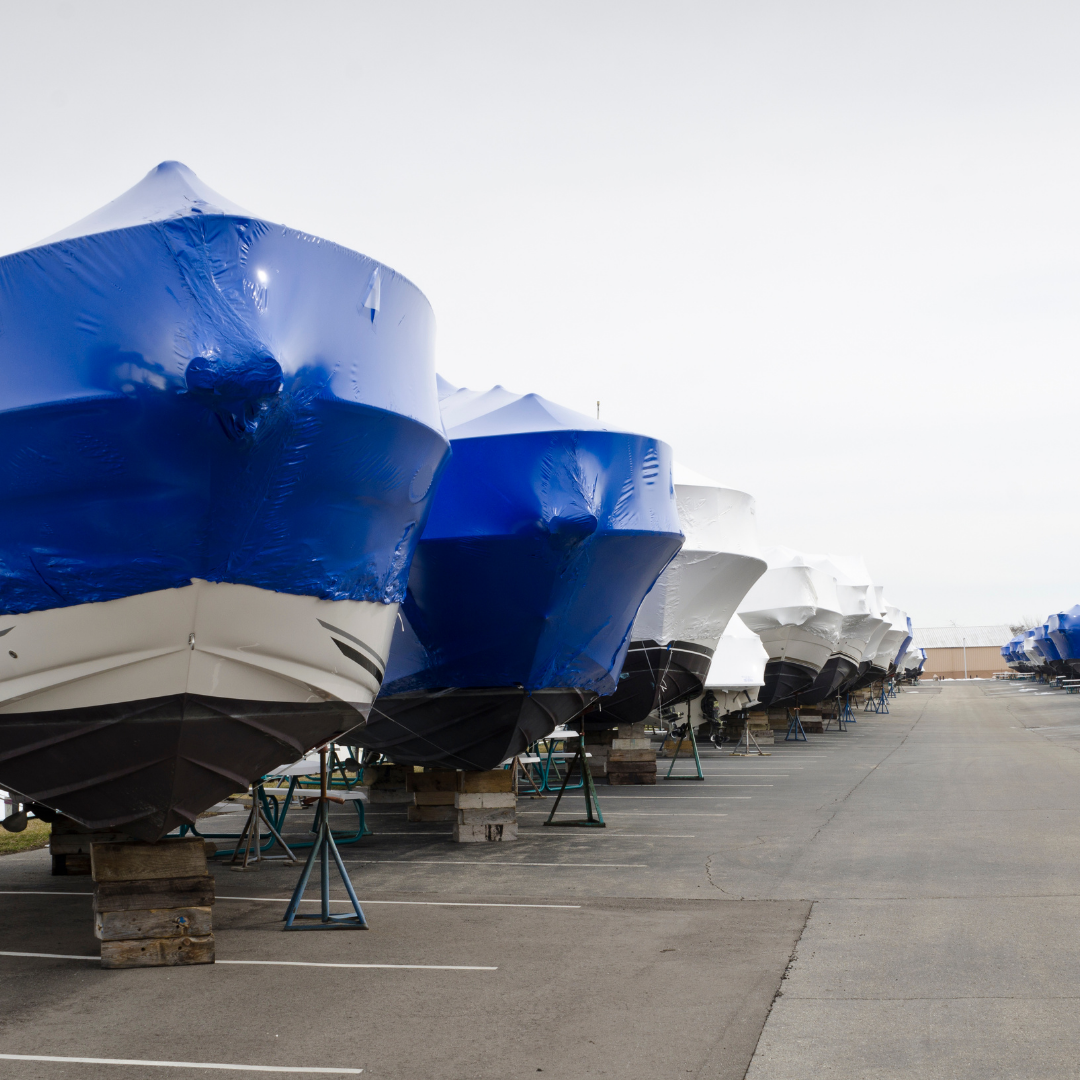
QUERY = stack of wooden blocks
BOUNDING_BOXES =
[454,770,516,842]
[407,769,458,822]
[607,722,656,784]
[583,730,613,777]
[746,710,775,744]
[359,763,415,809]
[91,837,215,969]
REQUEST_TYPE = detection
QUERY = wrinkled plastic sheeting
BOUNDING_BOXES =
[802,553,885,667]
[703,613,769,692]
[0,162,449,615]
[870,606,909,669]
[1032,623,1063,663]
[737,547,844,650]
[629,463,766,648]
[382,381,684,697]
[1048,605,1080,660]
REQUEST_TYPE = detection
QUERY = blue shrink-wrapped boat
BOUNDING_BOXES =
[359,381,684,769]
[0,163,449,839]
[1048,606,1080,676]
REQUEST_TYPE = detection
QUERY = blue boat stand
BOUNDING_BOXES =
[785,707,807,742]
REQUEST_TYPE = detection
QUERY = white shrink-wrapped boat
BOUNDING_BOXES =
[868,606,910,679]
[691,613,770,722]
[594,464,766,726]
[798,555,886,704]
[737,548,844,708]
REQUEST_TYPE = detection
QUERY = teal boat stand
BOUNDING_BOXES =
[840,694,856,723]
[785,707,807,741]
[283,747,368,931]
[664,712,704,780]
[544,736,605,827]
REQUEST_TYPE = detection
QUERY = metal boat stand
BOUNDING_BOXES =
[840,693,856,724]
[785,707,807,741]
[283,746,368,930]
[543,736,605,827]
[823,705,847,733]
[511,754,545,797]
[664,710,704,780]
[730,715,770,757]
[229,785,298,871]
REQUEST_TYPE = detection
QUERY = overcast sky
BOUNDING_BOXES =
[1,1,1076,629]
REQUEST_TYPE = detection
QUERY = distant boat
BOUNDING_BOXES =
[737,548,844,708]
[590,463,765,726]
[0,162,449,840]
[359,381,683,769]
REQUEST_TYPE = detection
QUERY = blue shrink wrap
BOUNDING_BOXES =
[0,162,448,614]
[361,382,684,769]
[0,162,449,840]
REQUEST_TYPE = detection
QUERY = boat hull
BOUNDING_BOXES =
[757,659,818,708]
[590,639,714,727]
[0,581,394,839]
[0,694,363,841]
[359,687,594,770]
[797,654,859,706]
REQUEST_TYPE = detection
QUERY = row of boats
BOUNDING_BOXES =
[0,163,920,842]
[1002,610,1080,676]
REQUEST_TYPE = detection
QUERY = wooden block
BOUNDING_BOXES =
[406,770,458,793]
[95,906,213,942]
[456,770,513,794]
[455,792,517,810]
[53,853,92,876]
[407,805,457,822]
[801,721,824,734]
[50,817,132,855]
[91,838,207,883]
[362,764,414,788]
[94,875,215,913]
[607,769,657,785]
[453,822,518,843]
[611,738,652,750]
[660,740,696,756]
[457,807,516,825]
[413,790,456,806]
[607,757,657,771]
[100,934,215,969]
[362,789,414,804]
[617,722,647,739]
[609,748,656,762]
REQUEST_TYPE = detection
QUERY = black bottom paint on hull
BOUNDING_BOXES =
[587,640,715,729]
[757,659,819,709]
[798,655,859,706]
[844,664,889,693]
[0,695,366,842]
[359,688,595,771]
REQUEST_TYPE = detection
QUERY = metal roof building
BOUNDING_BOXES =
[909,625,1013,679]
[910,626,1013,650]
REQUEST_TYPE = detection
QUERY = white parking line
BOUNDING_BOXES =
[219,959,495,971]
[344,860,647,867]
[218,896,581,909]
[0,1053,360,1073]
[0,951,495,971]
